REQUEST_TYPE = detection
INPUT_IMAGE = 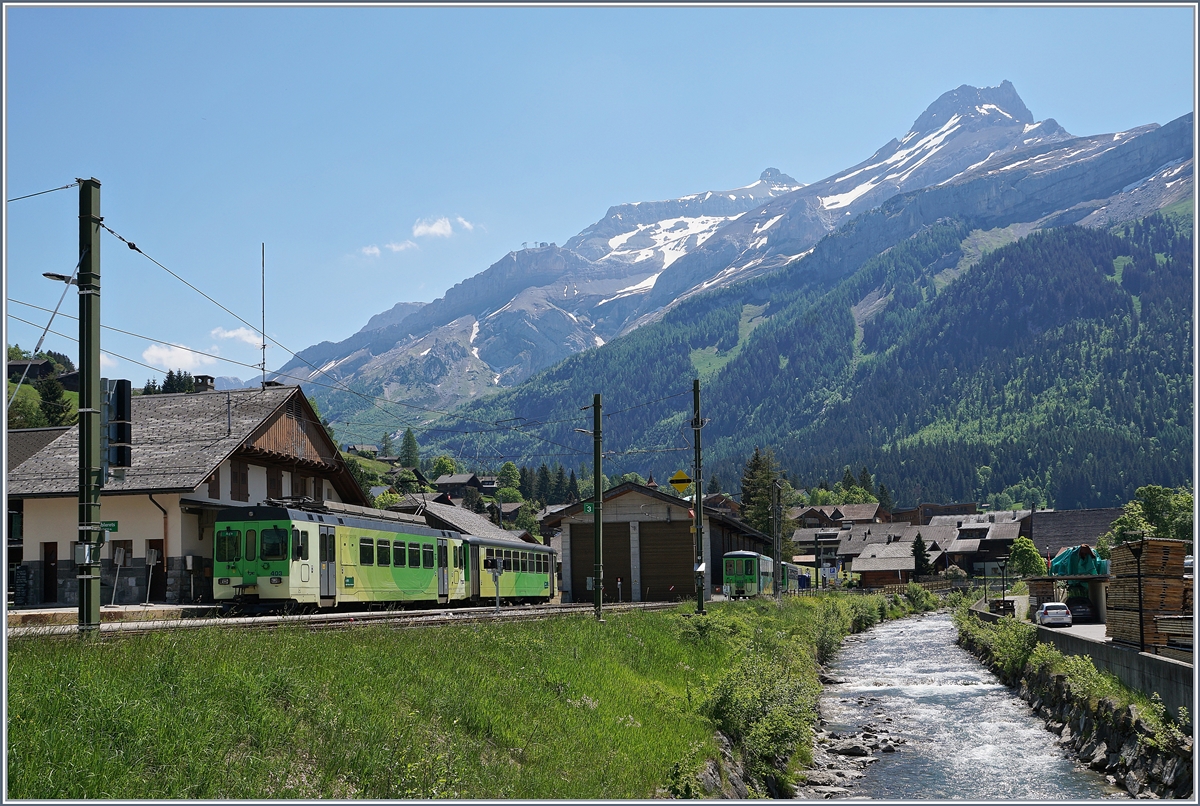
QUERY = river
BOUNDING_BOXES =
[819,612,1127,799]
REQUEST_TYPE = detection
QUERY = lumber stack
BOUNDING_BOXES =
[1105,539,1193,657]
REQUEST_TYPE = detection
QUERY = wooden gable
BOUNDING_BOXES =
[240,393,340,474]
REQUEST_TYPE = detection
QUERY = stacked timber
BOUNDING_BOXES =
[1105,539,1193,658]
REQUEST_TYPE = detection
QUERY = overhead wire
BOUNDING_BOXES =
[6,181,79,203]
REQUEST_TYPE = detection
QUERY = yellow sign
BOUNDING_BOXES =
[670,470,691,492]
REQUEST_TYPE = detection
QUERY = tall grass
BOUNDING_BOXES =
[8,594,933,799]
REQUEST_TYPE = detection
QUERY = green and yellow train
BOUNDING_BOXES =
[723,550,807,598]
[212,502,555,609]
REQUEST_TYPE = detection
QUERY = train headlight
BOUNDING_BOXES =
[269,576,282,585]
[217,577,231,586]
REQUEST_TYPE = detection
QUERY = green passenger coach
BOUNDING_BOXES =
[723,550,778,598]
[213,501,554,610]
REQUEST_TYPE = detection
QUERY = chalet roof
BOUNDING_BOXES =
[930,510,1031,528]
[542,481,770,546]
[834,503,883,522]
[434,473,479,487]
[7,426,70,470]
[948,537,982,554]
[1030,508,1123,557]
[832,523,908,557]
[854,541,944,572]
[394,495,529,543]
[901,524,959,545]
[982,521,1021,542]
[7,386,367,504]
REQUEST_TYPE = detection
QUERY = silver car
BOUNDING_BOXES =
[1035,602,1073,627]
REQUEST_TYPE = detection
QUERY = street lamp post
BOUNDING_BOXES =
[1127,533,1146,653]
[998,555,1009,615]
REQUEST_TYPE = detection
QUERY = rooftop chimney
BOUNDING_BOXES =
[194,374,214,393]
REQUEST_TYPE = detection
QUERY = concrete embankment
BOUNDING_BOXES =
[958,624,1194,799]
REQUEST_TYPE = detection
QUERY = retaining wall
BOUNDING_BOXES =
[971,603,1193,720]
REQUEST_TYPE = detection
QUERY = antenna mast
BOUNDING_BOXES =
[261,243,266,386]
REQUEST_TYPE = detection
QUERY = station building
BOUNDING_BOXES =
[541,481,772,603]
[7,385,368,606]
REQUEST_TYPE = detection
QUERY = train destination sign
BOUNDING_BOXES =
[670,471,691,492]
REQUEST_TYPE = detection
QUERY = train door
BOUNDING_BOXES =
[437,538,449,604]
[241,529,258,589]
[319,526,336,604]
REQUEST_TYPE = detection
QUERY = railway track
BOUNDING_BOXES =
[7,600,681,638]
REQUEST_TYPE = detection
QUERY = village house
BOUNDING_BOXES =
[6,385,368,606]
[433,472,482,499]
[541,482,771,603]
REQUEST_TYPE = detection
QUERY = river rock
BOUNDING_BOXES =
[830,741,873,757]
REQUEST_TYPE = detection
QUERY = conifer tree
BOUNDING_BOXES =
[400,428,420,467]
[911,533,931,578]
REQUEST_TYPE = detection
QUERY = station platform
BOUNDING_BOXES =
[7,603,220,627]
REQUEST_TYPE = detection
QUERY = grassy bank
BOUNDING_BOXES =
[951,606,1189,744]
[9,589,940,799]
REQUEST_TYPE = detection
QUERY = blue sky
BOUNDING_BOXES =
[4,4,1194,387]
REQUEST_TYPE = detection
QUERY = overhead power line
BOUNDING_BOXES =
[6,181,79,203]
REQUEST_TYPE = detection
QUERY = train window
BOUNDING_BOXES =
[215,529,240,562]
[422,544,434,569]
[438,543,447,567]
[360,538,374,566]
[301,531,309,561]
[409,543,420,568]
[521,553,528,572]
[377,540,391,567]
[503,549,512,571]
[292,529,302,561]
[245,530,257,562]
[394,542,406,568]
[261,527,288,561]
[725,559,735,575]
[744,559,754,575]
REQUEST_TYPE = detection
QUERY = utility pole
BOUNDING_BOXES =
[592,393,603,621]
[774,478,783,599]
[692,379,706,615]
[77,178,102,634]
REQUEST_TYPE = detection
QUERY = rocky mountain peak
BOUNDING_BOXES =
[909,80,1034,135]
[760,167,800,185]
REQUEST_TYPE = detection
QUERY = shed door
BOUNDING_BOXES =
[638,522,695,602]
[319,526,336,599]
[569,522,629,603]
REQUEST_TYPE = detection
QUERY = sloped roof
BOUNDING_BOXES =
[1030,508,1123,557]
[7,426,70,470]
[834,503,883,522]
[7,386,366,504]
[394,495,531,543]
[434,473,478,486]
[983,521,1021,542]
[832,523,908,557]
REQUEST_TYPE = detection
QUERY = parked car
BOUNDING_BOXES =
[1064,596,1095,623]
[1035,602,1073,627]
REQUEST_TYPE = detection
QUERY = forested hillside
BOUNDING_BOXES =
[417,209,1192,510]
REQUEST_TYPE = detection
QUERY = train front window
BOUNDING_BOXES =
[215,529,240,562]
[261,527,288,561]
[245,530,257,562]
[377,540,391,567]
[725,559,735,576]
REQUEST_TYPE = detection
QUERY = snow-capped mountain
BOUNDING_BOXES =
[277,82,1192,429]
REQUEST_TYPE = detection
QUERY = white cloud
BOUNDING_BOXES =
[211,326,262,346]
[456,216,475,232]
[413,217,453,238]
[142,343,217,372]
[99,353,118,371]
[361,245,381,257]
[386,240,418,252]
